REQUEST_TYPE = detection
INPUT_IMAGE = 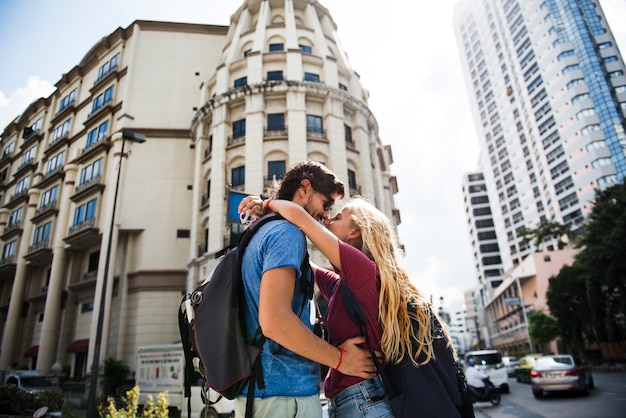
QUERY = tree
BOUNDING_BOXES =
[575,182,626,343]
[547,263,593,355]
[102,357,130,397]
[528,311,560,354]
[519,220,572,251]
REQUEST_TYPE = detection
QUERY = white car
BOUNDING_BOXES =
[502,355,520,377]
[465,350,509,393]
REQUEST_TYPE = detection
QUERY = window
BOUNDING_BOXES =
[52,118,72,142]
[267,114,285,131]
[232,119,246,138]
[46,150,65,174]
[8,207,23,226]
[2,141,15,157]
[79,158,103,186]
[267,71,283,81]
[15,175,30,194]
[345,125,353,145]
[268,161,285,181]
[338,83,348,91]
[97,52,120,80]
[91,85,114,114]
[299,44,312,54]
[234,77,248,88]
[40,185,59,209]
[269,43,284,52]
[567,78,585,89]
[1,240,17,260]
[306,115,323,133]
[304,72,320,82]
[58,88,77,112]
[348,169,358,194]
[86,120,109,147]
[231,165,245,188]
[21,146,37,165]
[88,251,100,272]
[32,221,52,245]
[73,198,98,226]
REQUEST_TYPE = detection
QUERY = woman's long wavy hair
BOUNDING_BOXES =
[345,198,456,366]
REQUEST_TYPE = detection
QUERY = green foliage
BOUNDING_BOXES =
[102,357,130,397]
[547,181,626,351]
[0,385,65,414]
[0,384,32,414]
[528,311,560,352]
[519,220,572,251]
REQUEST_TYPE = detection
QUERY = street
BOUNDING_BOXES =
[473,372,626,418]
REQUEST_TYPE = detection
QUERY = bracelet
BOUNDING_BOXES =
[263,197,276,210]
[334,347,348,370]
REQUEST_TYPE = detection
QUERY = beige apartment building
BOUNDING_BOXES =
[0,0,400,384]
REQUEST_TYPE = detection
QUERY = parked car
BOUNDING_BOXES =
[3,371,61,397]
[515,353,543,383]
[502,356,520,377]
[530,354,594,398]
[464,350,509,393]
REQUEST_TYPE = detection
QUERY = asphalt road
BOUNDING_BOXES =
[473,372,626,418]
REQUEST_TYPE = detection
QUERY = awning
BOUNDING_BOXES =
[66,338,89,353]
[24,345,39,357]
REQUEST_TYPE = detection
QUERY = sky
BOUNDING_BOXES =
[1,0,625,310]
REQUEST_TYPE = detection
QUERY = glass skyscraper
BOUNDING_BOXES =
[455,0,626,272]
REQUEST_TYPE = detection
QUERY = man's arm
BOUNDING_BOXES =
[259,266,377,379]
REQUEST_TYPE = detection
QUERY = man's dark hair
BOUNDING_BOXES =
[277,160,345,201]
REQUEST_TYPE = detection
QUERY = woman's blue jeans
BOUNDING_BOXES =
[327,376,395,418]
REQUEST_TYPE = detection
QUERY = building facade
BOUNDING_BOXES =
[0,0,399,381]
[455,0,625,349]
[454,0,626,271]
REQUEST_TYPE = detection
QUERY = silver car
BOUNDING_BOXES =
[530,354,594,398]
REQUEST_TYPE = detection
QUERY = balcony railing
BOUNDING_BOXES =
[68,217,96,235]
[34,200,58,217]
[4,221,22,234]
[74,175,102,194]
[264,128,288,138]
[227,135,246,147]
[0,254,15,266]
[28,239,50,254]
[307,129,327,140]
[83,271,97,281]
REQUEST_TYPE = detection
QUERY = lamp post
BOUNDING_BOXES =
[86,131,146,417]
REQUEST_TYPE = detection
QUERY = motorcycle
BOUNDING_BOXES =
[468,376,501,406]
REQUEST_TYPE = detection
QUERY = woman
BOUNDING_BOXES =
[239,196,454,417]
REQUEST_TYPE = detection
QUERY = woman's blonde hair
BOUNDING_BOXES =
[344,197,456,366]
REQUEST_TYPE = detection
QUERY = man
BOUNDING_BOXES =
[465,357,489,398]
[236,160,377,418]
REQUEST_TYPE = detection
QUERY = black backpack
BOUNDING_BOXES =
[338,282,475,418]
[178,214,290,418]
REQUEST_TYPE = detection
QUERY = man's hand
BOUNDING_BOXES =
[336,336,381,379]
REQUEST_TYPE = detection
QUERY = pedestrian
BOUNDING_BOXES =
[236,160,378,418]
[240,194,430,417]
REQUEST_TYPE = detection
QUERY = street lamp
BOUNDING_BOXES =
[86,131,146,417]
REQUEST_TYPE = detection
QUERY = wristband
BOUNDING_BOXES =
[334,347,348,370]
[263,197,276,210]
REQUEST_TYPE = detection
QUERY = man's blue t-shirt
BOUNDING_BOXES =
[240,219,320,397]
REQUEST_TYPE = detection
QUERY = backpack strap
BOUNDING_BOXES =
[338,282,397,400]
[178,294,197,418]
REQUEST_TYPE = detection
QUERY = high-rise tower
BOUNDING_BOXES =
[455,0,626,272]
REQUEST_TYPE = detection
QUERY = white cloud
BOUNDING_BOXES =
[0,76,55,132]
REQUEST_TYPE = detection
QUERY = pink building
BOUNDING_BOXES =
[484,248,579,356]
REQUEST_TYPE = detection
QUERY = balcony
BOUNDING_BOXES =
[64,218,101,250]
[50,103,76,126]
[76,137,111,164]
[45,132,71,156]
[71,175,105,202]
[200,193,210,210]
[24,239,52,266]
[264,128,288,139]
[7,189,29,208]
[38,167,65,189]
[84,102,114,124]
[1,221,23,241]
[31,200,59,224]
[21,129,44,149]
[0,254,17,279]
[306,129,327,142]
[14,157,37,178]
[227,135,245,147]
[90,66,120,92]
